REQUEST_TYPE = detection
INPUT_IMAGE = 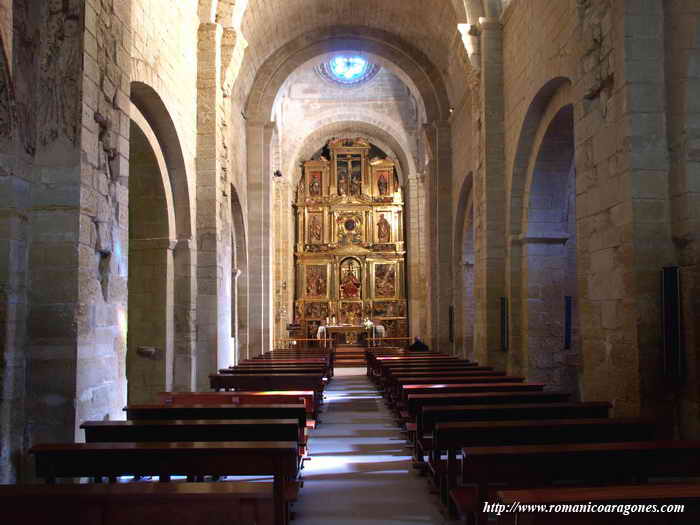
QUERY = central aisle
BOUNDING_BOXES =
[294,368,448,525]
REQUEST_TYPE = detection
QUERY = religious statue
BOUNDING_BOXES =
[340,269,361,298]
[309,215,322,243]
[309,173,321,196]
[350,168,362,195]
[377,213,391,243]
[377,173,389,196]
[338,168,348,195]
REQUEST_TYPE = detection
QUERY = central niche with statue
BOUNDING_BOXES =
[293,137,408,344]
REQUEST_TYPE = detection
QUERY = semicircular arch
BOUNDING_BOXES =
[287,117,415,185]
[245,26,451,125]
[130,80,194,240]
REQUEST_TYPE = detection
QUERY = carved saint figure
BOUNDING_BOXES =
[350,168,362,195]
[377,214,391,243]
[341,269,361,298]
[309,172,321,196]
[309,215,322,243]
[338,167,348,195]
[377,172,389,195]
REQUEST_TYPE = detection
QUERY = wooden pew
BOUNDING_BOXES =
[406,391,571,418]
[396,382,546,408]
[209,374,326,404]
[435,418,659,516]
[125,403,306,427]
[82,419,300,444]
[220,366,326,375]
[157,391,317,422]
[0,481,276,525]
[124,404,309,455]
[416,402,612,450]
[452,440,700,525]
[82,418,304,469]
[388,376,525,405]
[377,364,495,386]
[31,441,298,525]
[495,484,700,525]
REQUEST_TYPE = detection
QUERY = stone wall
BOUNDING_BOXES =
[665,0,700,438]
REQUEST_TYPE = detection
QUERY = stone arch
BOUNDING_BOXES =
[245,26,453,353]
[507,77,574,378]
[289,119,416,187]
[245,27,452,124]
[129,81,196,393]
[127,116,175,404]
[521,105,578,392]
[453,173,475,360]
[130,81,193,240]
[231,183,248,362]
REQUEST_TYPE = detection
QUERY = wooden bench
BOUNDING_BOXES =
[157,391,317,423]
[82,419,300,445]
[388,376,525,404]
[435,418,659,516]
[0,481,276,525]
[406,391,570,418]
[220,366,327,375]
[452,440,700,525]
[125,403,307,428]
[495,484,700,525]
[397,382,546,407]
[377,364,494,385]
[415,402,612,450]
[30,441,299,525]
[209,374,326,403]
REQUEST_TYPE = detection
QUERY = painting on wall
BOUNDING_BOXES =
[340,301,363,325]
[375,263,397,298]
[305,302,330,319]
[305,265,328,298]
[373,301,405,317]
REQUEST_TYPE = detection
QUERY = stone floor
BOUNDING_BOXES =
[294,367,452,525]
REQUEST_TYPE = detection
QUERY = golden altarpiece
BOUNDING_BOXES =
[294,138,408,343]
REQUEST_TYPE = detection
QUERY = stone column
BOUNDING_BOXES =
[474,17,507,370]
[406,173,431,341]
[246,121,275,355]
[424,122,453,352]
[0,4,27,482]
[195,22,231,389]
[173,238,197,390]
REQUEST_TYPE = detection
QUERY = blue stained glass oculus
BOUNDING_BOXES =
[330,57,369,81]
[315,56,380,87]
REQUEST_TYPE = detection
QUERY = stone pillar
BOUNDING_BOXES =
[196,22,231,389]
[246,121,275,355]
[474,17,507,369]
[406,174,431,341]
[15,0,133,458]
[0,4,27,482]
[173,238,197,391]
[424,122,453,352]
